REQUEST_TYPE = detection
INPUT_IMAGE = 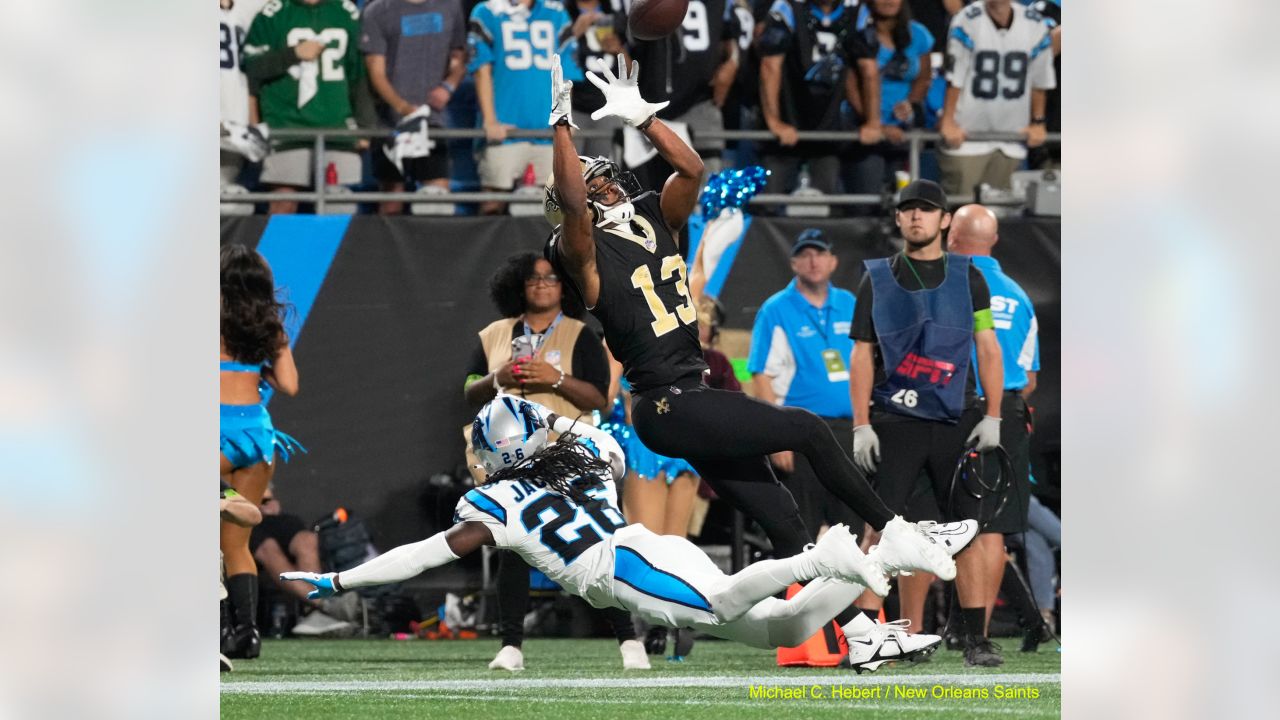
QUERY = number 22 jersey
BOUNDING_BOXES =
[546,192,708,393]
[453,443,628,609]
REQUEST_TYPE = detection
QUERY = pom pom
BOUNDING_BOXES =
[699,166,771,216]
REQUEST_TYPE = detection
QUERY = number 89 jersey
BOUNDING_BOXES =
[547,192,708,393]
[453,457,627,609]
[945,2,1056,158]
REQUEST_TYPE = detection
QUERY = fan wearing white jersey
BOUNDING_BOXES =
[937,0,1056,195]
[220,0,271,187]
[284,395,978,672]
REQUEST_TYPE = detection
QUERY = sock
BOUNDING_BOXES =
[840,611,875,639]
[860,607,880,622]
[960,607,986,638]
[603,607,637,643]
[225,573,258,629]
[834,606,861,626]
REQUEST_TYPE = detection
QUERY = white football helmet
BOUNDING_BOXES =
[471,395,550,475]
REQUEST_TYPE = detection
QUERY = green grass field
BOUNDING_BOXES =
[221,638,1061,719]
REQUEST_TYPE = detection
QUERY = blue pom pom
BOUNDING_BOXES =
[699,166,771,216]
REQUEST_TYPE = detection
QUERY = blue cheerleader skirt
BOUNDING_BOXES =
[220,403,306,469]
[599,398,696,486]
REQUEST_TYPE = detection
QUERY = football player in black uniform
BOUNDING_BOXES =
[543,53,958,583]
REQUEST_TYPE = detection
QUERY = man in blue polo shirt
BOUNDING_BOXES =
[748,228,863,537]
[948,203,1041,635]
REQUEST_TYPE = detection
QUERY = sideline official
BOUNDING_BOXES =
[748,229,863,537]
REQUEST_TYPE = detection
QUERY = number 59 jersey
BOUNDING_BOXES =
[453,465,628,608]
[547,192,708,393]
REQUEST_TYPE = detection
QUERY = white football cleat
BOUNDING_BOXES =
[869,516,958,581]
[809,524,891,597]
[619,639,651,670]
[843,615,942,674]
[488,645,525,672]
[918,519,979,556]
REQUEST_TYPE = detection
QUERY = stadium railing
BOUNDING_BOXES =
[220,127,1061,214]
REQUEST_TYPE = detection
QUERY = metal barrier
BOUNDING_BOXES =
[221,127,1060,213]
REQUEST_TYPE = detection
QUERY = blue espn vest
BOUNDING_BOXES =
[866,253,974,423]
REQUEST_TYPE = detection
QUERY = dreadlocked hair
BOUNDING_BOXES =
[486,432,610,506]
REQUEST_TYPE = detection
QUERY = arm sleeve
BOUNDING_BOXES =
[467,8,496,72]
[243,14,297,84]
[850,274,877,342]
[466,340,490,379]
[570,328,610,399]
[359,4,387,55]
[944,16,974,89]
[757,0,795,56]
[745,303,776,374]
[969,264,994,333]
[337,532,461,589]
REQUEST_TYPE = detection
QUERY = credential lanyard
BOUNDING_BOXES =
[522,312,564,358]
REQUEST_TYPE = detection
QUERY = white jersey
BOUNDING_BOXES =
[220,0,269,126]
[453,436,630,609]
[944,2,1056,159]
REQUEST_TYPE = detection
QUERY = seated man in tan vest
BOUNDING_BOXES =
[463,252,644,671]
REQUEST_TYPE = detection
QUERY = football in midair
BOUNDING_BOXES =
[627,0,690,42]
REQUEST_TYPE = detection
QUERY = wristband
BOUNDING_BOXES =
[637,115,656,131]
[1030,116,1047,125]
[441,81,456,94]
[552,368,566,390]
[333,574,344,593]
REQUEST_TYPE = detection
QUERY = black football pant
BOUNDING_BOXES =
[632,375,896,560]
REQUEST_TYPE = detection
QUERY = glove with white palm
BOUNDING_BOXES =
[547,54,578,128]
[280,571,340,600]
[966,415,1002,452]
[587,54,669,127]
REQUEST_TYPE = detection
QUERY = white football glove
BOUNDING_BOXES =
[280,571,339,600]
[547,54,578,128]
[966,415,1002,452]
[586,54,669,127]
[221,121,271,163]
[852,424,880,474]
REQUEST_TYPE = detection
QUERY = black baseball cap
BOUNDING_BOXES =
[791,228,831,255]
[896,180,948,211]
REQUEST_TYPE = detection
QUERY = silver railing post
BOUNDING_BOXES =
[313,133,326,214]
[909,132,921,181]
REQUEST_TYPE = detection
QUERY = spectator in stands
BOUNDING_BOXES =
[909,0,961,54]
[462,252,641,672]
[842,0,935,199]
[252,488,356,637]
[936,0,1055,195]
[1025,0,1060,169]
[567,0,626,159]
[1022,493,1060,644]
[847,180,1006,667]
[468,0,581,215]
[220,482,262,673]
[698,295,740,392]
[622,0,740,191]
[757,0,879,200]
[747,229,862,539]
[948,203,1039,638]
[361,0,469,215]
[220,0,270,202]
[243,0,376,214]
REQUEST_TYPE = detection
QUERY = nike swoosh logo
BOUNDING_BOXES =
[851,638,876,646]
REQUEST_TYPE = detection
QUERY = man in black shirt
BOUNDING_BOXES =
[848,179,1008,667]
[544,55,964,600]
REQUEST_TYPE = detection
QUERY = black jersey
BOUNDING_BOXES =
[546,193,707,393]
[624,0,739,119]
[757,0,864,131]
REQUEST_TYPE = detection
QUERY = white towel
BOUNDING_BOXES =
[296,59,319,108]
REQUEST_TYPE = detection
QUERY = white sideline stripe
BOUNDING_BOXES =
[221,673,1060,695]
[391,694,1053,715]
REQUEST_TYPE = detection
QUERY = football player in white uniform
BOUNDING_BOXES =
[284,396,977,671]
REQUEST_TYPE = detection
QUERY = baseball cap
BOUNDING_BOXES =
[896,180,948,211]
[791,228,831,255]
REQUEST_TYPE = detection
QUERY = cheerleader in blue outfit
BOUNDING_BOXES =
[220,244,304,659]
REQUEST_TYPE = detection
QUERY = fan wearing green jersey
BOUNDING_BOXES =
[244,0,376,214]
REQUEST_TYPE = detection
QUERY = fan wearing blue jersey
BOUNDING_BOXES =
[283,396,979,672]
[469,0,583,214]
